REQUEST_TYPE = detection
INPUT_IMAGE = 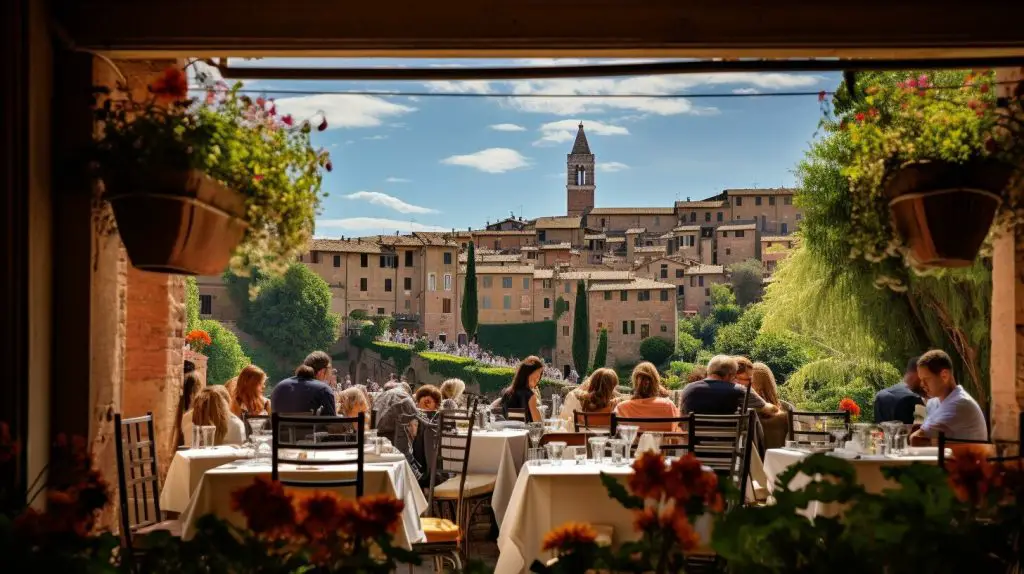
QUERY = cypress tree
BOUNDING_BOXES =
[571,279,590,376]
[460,241,479,341]
[592,327,608,371]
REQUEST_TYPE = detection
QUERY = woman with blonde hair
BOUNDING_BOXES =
[751,362,792,449]
[187,385,246,446]
[559,368,621,422]
[613,362,681,431]
[230,364,271,417]
[337,387,370,418]
[439,378,466,410]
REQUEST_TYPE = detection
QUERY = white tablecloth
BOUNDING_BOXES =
[179,458,428,549]
[459,429,529,523]
[494,461,713,574]
[763,448,939,518]
[161,446,248,513]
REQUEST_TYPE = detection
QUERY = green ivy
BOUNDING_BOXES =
[419,352,477,379]
[370,341,413,374]
[184,277,201,333]
[465,365,517,394]
[477,321,556,358]
[198,318,250,386]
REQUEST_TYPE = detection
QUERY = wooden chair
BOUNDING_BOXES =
[539,432,590,448]
[689,411,757,509]
[414,409,483,571]
[787,410,850,443]
[573,410,611,432]
[271,412,365,495]
[610,413,692,456]
[937,431,1021,469]
[114,412,182,554]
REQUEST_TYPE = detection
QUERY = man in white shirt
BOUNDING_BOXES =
[910,349,987,444]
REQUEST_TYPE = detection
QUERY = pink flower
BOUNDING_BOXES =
[282,114,294,126]
[268,104,277,116]
[256,97,266,108]
[818,90,826,103]
[918,74,929,87]
[907,78,918,89]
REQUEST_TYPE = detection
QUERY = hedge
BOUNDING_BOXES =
[465,365,517,394]
[419,352,478,379]
[477,321,556,359]
[370,341,413,374]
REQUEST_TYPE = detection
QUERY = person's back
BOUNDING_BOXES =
[681,378,748,415]
[270,375,336,415]
[874,383,924,424]
[614,397,679,431]
[501,386,535,421]
[374,387,417,439]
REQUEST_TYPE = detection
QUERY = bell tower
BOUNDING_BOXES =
[566,122,595,217]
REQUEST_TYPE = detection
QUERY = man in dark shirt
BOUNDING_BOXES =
[270,350,337,416]
[873,356,925,424]
[682,355,769,415]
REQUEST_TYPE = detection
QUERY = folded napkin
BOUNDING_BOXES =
[830,449,859,460]
[636,433,660,455]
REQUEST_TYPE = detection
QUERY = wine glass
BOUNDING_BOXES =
[826,419,849,449]
[527,422,544,449]
[617,424,640,456]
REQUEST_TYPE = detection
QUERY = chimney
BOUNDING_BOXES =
[357,238,361,243]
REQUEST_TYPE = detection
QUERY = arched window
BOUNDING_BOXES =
[575,165,586,186]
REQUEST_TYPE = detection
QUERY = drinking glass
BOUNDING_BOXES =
[826,420,849,449]
[572,446,587,465]
[891,427,909,456]
[617,425,640,456]
[527,422,544,449]
[527,447,546,465]
[539,405,550,420]
[608,439,627,465]
[588,436,608,463]
[545,441,567,465]
[879,421,904,455]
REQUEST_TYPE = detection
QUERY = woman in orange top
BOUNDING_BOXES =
[613,362,681,431]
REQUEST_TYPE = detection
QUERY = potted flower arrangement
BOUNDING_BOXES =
[838,397,861,421]
[90,65,332,277]
[184,329,212,354]
[832,70,1024,273]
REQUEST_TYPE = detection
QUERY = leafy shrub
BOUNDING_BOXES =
[465,365,516,394]
[639,337,674,367]
[751,331,810,381]
[412,339,428,352]
[592,328,609,370]
[782,357,900,418]
[349,309,368,320]
[185,277,201,333]
[419,352,477,379]
[675,331,702,362]
[370,341,413,374]
[713,306,764,357]
[712,304,742,326]
[477,321,556,359]
[727,259,765,307]
[695,349,715,367]
[199,319,250,386]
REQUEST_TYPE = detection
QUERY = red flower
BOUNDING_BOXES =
[295,492,344,539]
[256,97,266,108]
[231,477,296,535]
[282,114,294,126]
[253,175,265,183]
[629,451,667,500]
[268,103,277,116]
[980,83,991,94]
[817,90,826,103]
[839,398,861,417]
[541,522,598,553]
[355,493,405,537]
[149,67,189,102]
[855,112,866,122]
[185,329,212,346]
[968,100,980,109]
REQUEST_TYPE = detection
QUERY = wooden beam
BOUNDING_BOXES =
[54,0,1024,58]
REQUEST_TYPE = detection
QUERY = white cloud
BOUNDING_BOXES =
[598,161,629,172]
[364,134,389,140]
[273,94,416,128]
[535,119,629,146]
[733,87,760,95]
[343,191,438,214]
[316,218,447,233]
[490,123,527,132]
[425,59,823,116]
[386,177,411,183]
[441,148,530,173]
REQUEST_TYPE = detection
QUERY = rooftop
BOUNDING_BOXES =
[584,233,607,240]
[717,223,758,232]
[675,200,729,209]
[635,245,667,253]
[685,264,725,275]
[560,270,633,281]
[541,242,573,250]
[471,229,535,236]
[673,225,701,232]
[309,238,382,253]
[534,216,583,229]
[761,235,797,243]
[463,265,536,275]
[520,246,539,251]
[458,253,523,263]
[588,207,676,215]
[605,237,626,243]
[589,278,676,292]
[570,122,592,156]
[725,187,797,196]
[624,227,647,234]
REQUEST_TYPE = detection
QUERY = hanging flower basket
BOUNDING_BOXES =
[886,159,1012,268]
[106,168,248,275]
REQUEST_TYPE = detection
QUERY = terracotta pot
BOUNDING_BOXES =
[105,168,249,275]
[886,160,1013,268]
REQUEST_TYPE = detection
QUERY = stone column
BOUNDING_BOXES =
[989,67,1024,442]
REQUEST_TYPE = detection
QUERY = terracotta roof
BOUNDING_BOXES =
[471,230,535,236]
[560,270,633,281]
[520,246,539,251]
[412,232,460,246]
[675,200,728,209]
[635,245,667,253]
[459,253,523,263]
[589,278,676,292]
[717,223,757,232]
[658,232,674,239]
[624,227,647,234]
[471,265,536,275]
[725,187,796,196]
[584,233,607,240]
[588,207,676,215]
[605,237,626,243]
[761,235,797,243]
[684,264,725,275]
[535,216,582,229]
[533,269,555,279]
[541,242,573,250]
[309,238,382,253]
[673,225,701,232]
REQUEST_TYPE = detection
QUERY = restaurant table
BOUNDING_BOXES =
[160,445,248,513]
[763,447,940,518]
[456,428,529,523]
[494,460,713,574]
[178,456,428,549]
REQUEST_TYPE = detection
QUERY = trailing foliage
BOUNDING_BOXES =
[461,242,479,340]
[639,337,674,367]
[198,319,250,386]
[185,277,201,333]
[477,321,557,358]
[368,341,414,374]
[571,280,590,375]
[727,259,765,307]
[781,356,900,418]
[592,328,609,370]
[419,352,478,379]
[464,365,516,394]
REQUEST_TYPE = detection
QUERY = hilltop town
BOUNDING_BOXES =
[198,122,799,372]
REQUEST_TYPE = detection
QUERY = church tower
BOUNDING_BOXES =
[566,122,595,217]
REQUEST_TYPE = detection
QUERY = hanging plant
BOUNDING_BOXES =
[89,65,332,277]
[824,70,1024,283]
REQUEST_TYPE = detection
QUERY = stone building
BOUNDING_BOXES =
[681,265,727,314]
[715,223,761,266]
[566,122,596,217]
[588,278,678,367]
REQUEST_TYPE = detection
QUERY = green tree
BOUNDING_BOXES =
[230,263,341,365]
[710,283,736,307]
[639,337,675,366]
[460,241,479,341]
[199,319,250,386]
[571,280,590,375]
[713,306,764,357]
[750,330,810,381]
[728,259,765,307]
[184,276,201,333]
[675,331,702,362]
[592,328,609,370]
[709,283,741,325]
[554,296,569,321]
[782,356,900,417]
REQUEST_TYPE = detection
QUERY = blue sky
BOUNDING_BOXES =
[217,59,841,237]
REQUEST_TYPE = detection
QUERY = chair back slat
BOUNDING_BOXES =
[506,407,527,422]
[610,413,692,456]
[573,410,611,432]
[114,412,162,551]
[787,410,850,443]
[689,411,755,507]
[938,432,1022,468]
[271,412,365,497]
[539,432,589,448]
[427,405,478,526]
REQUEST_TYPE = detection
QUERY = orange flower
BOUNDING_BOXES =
[294,491,344,539]
[667,510,700,551]
[150,67,188,102]
[629,451,667,499]
[186,329,212,346]
[356,494,405,537]
[664,454,716,503]
[632,506,660,533]
[946,445,995,505]
[541,522,598,553]
[839,398,861,418]
[231,477,296,535]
